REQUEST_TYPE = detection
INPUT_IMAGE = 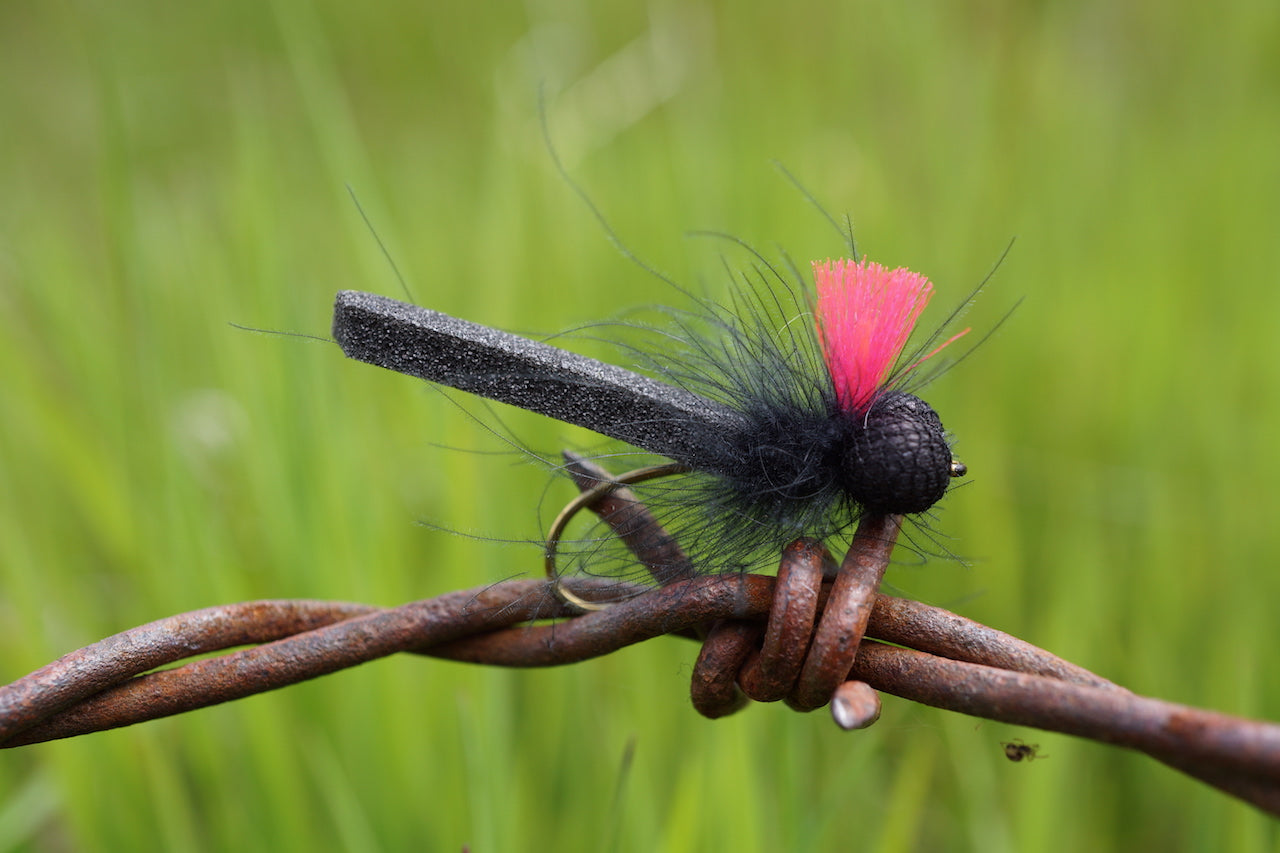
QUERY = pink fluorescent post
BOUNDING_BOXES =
[813,258,957,414]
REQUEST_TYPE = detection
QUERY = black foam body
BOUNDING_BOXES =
[332,290,957,518]
[332,291,749,470]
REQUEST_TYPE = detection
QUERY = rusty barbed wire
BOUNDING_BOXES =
[2,456,1279,818]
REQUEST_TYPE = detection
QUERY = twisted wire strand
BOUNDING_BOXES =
[1,457,1278,816]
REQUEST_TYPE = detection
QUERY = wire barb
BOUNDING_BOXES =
[2,459,1279,817]
[545,461,691,611]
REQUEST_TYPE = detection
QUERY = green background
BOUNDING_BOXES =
[2,1,1278,850]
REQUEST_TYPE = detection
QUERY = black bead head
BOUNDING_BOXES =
[838,391,957,514]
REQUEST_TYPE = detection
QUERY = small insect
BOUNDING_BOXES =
[333,190,992,591]
[1001,739,1046,762]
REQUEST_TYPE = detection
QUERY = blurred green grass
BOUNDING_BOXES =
[2,1,1279,850]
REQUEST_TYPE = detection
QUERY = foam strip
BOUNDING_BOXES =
[332,291,747,468]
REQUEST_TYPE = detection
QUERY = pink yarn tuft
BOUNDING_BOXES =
[813,258,961,414]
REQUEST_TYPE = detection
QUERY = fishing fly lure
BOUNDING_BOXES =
[332,250,970,591]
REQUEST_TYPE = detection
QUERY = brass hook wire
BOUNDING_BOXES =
[544,462,689,611]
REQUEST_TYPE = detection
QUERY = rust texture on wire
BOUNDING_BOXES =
[2,456,1279,819]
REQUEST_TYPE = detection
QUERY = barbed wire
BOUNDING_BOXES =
[2,456,1278,818]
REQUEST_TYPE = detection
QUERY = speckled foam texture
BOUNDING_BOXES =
[332,290,747,468]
